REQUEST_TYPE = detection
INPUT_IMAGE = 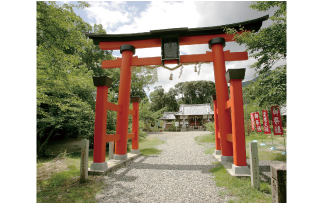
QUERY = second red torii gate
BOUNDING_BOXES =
[86,15,269,175]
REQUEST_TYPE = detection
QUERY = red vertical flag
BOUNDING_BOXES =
[262,110,271,134]
[254,112,262,132]
[271,106,283,135]
[250,112,255,131]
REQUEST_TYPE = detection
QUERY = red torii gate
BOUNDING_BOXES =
[86,15,269,175]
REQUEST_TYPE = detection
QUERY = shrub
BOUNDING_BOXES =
[171,122,177,131]
[204,122,215,133]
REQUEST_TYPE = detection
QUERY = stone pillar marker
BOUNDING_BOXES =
[271,164,287,203]
[80,139,89,183]
[249,141,260,189]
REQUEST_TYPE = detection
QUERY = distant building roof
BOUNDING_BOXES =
[159,112,176,120]
[174,104,214,116]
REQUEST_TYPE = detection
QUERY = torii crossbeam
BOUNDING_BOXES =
[85,15,269,176]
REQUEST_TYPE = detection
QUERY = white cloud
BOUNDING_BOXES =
[85,1,135,31]
[87,1,200,34]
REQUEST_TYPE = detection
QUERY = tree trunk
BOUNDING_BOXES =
[37,127,56,157]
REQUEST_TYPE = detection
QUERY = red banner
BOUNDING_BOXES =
[254,112,262,132]
[250,113,255,131]
[262,110,271,134]
[271,106,283,135]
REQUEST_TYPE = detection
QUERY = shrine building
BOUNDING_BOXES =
[159,103,214,131]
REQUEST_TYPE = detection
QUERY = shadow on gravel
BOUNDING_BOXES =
[107,155,214,185]
[97,155,216,202]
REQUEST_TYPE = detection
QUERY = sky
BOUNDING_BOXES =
[57,1,285,98]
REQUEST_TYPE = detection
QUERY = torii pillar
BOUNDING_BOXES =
[114,44,135,160]
[209,37,233,162]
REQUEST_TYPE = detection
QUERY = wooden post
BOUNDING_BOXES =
[249,141,260,189]
[109,141,114,160]
[80,139,89,183]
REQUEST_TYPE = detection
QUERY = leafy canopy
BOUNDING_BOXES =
[225,1,286,75]
[37,2,159,156]
[175,80,216,105]
[225,1,286,109]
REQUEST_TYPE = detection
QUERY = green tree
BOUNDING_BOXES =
[107,67,158,103]
[80,23,115,77]
[175,80,216,105]
[225,1,286,108]
[37,2,159,156]
[244,66,286,108]
[164,88,179,112]
[37,2,113,156]
[149,86,165,111]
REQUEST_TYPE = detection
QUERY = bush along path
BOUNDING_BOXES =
[95,131,234,203]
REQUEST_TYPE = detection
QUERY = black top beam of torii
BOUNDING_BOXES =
[85,15,269,44]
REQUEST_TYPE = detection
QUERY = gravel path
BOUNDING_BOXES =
[95,131,233,203]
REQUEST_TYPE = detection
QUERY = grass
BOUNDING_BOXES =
[246,150,286,162]
[139,137,165,156]
[194,131,287,203]
[37,155,106,203]
[194,134,215,143]
[210,164,272,203]
[37,163,45,168]
[195,132,287,162]
[245,131,287,162]
[140,147,163,156]
[204,147,215,154]
[37,147,112,203]
[37,136,166,203]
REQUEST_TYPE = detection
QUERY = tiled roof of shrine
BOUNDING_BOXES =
[159,104,214,120]
[175,104,214,116]
[159,112,177,120]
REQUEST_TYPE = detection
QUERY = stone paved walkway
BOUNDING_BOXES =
[95,131,233,203]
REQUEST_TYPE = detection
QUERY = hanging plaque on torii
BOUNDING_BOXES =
[85,15,269,176]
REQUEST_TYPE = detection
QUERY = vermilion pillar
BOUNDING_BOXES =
[131,96,141,154]
[225,69,247,166]
[92,76,112,167]
[212,94,221,155]
[115,44,135,160]
[209,37,233,161]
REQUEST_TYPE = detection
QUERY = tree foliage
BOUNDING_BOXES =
[175,80,216,105]
[148,80,216,116]
[37,2,158,156]
[244,65,286,108]
[37,2,100,156]
[225,1,286,75]
[149,86,166,112]
[225,1,286,108]
[163,88,179,112]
